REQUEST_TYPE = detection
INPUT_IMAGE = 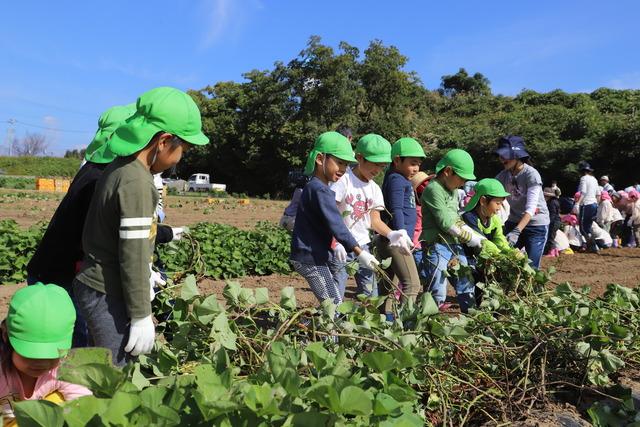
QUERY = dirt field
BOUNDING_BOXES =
[0,189,288,229]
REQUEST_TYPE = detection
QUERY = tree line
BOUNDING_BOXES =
[177,36,639,196]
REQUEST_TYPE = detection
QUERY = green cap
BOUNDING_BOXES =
[85,103,136,164]
[355,134,392,163]
[391,137,426,159]
[464,178,511,212]
[304,131,356,175]
[8,283,76,359]
[108,87,209,157]
[435,149,476,181]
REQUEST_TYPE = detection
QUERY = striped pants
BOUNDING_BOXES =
[291,261,342,305]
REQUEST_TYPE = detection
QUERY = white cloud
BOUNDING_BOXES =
[198,0,264,49]
[201,0,232,48]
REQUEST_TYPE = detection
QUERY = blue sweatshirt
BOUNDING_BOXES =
[381,170,417,237]
[290,177,359,264]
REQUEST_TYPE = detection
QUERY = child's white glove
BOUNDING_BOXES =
[124,315,155,356]
[333,243,348,263]
[149,264,166,302]
[357,251,379,270]
[387,229,413,255]
[171,227,188,241]
[448,223,485,248]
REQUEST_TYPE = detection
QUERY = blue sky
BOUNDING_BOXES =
[1,0,638,155]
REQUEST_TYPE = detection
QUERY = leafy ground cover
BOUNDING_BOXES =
[12,256,640,426]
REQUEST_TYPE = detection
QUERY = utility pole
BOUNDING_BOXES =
[5,119,16,156]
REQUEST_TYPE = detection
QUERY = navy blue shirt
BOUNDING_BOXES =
[290,177,358,264]
[381,170,417,237]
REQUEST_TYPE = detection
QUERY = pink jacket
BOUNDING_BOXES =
[0,366,91,423]
[413,205,422,249]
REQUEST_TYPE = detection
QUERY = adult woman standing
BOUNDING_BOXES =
[495,136,550,268]
[574,161,600,252]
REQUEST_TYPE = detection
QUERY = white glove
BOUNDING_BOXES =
[333,243,348,263]
[171,227,188,241]
[124,315,155,356]
[149,264,166,302]
[357,251,379,270]
[448,224,485,248]
[627,218,633,227]
[387,229,414,255]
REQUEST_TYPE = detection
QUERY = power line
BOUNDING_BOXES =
[0,95,95,117]
[1,119,93,134]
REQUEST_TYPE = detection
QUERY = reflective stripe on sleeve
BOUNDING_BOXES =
[119,229,151,239]
[120,217,153,227]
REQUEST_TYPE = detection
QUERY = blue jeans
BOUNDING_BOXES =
[413,249,429,288]
[27,275,90,348]
[579,203,599,251]
[504,221,549,269]
[329,243,377,299]
[421,243,475,312]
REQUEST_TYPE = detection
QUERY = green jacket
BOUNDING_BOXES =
[420,179,461,245]
[461,211,512,256]
[76,156,158,319]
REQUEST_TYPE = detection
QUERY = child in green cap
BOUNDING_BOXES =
[0,283,91,423]
[420,149,485,312]
[26,103,136,349]
[378,137,426,319]
[74,86,209,366]
[462,178,524,258]
[290,131,379,307]
[329,134,415,300]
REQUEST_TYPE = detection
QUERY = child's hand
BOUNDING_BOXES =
[357,251,379,270]
[505,227,521,246]
[333,243,348,263]
[387,229,413,255]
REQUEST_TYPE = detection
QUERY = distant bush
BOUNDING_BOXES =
[0,156,80,177]
[0,177,35,189]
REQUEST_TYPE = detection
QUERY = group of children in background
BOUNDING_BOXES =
[286,131,557,317]
[542,163,640,255]
[284,131,640,321]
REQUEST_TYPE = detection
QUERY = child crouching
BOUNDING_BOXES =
[0,283,91,425]
[290,132,379,306]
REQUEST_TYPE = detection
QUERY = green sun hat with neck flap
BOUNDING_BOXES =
[8,283,76,359]
[304,131,356,175]
[435,148,476,181]
[108,86,209,157]
[391,137,426,159]
[464,178,510,212]
[356,134,392,163]
[85,103,136,164]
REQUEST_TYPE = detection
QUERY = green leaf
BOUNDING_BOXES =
[62,395,109,427]
[380,257,392,269]
[305,342,330,371]
[362,351,395,372]
[373,392,402,416]
[58,363,125,398]
[210,312,238,350]
[223,281,242,306]
[180,275,200,300]
[14,400,64,427]
[280,286,297,310]
[339,386,373,415]
[194,295,223,325]
[288,411,333,427]
[255,287,269,305]
[419,292,439,316]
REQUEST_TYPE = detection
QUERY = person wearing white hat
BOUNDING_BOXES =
[599,175,614,194]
